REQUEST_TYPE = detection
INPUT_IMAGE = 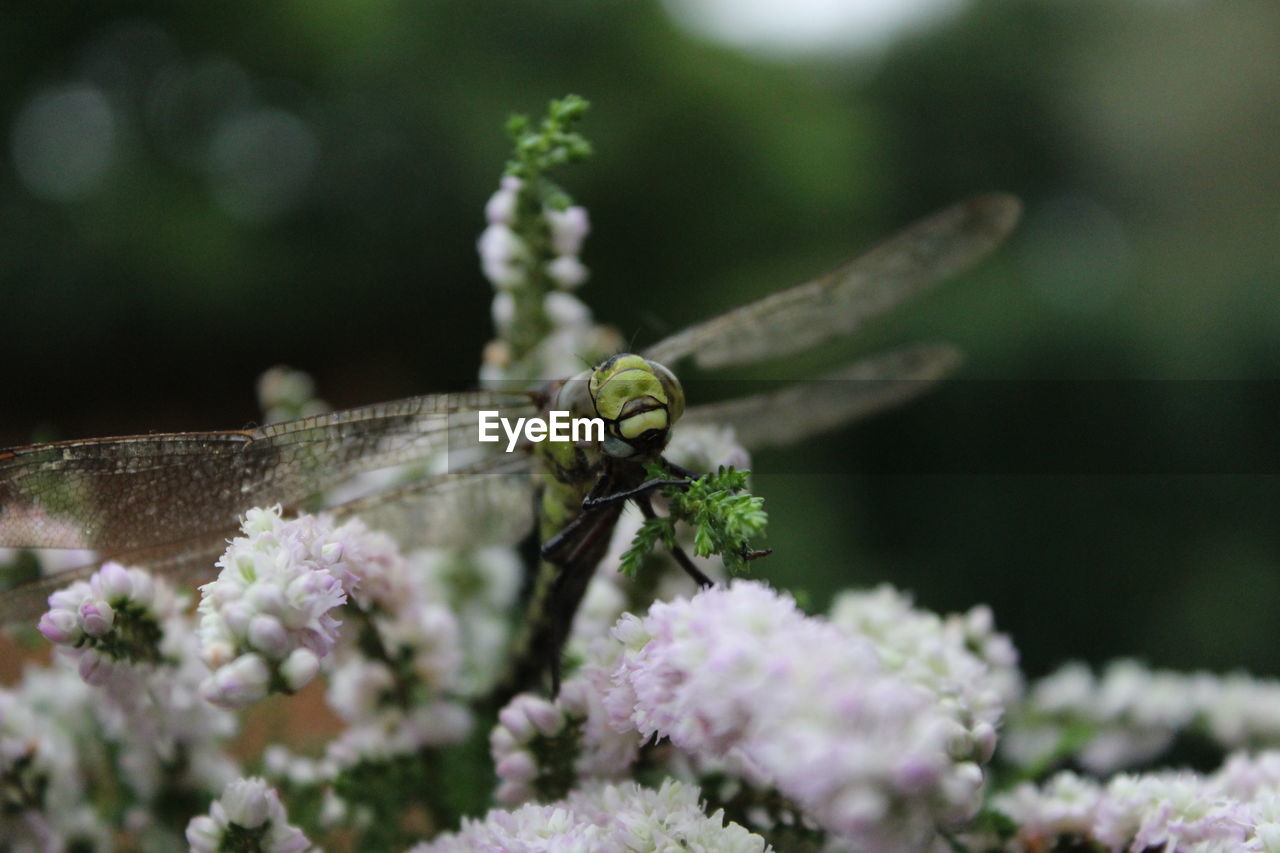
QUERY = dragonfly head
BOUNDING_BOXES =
[588,354,685,460]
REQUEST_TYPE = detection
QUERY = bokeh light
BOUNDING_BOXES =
[207,107,318,223]
[662,0,964,53]
[10,84,116,202]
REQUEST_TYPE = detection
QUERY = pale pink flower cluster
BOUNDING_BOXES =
[197,506,359,707]
[490,693,568,804]
[828,584,1021,762]
[0,673,99,849]
[410,779,769,853]
[186,777,312,853]
[39,560,178,684]
[36,563,240,800]
[479,175,590,294]
[995,751,1280,851]
[1006,659,1280,774]
[406,546,523,696]
[490,681,640,806]
[600,581,1004,846]
[2,652,238,850]
[95,628,240,801]
[478,175,616,385]
[479,176,530,291]
[322,535,478,771]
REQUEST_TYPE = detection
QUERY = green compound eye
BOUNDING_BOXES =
[647,359,684,424]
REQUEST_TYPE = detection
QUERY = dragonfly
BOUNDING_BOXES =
[0,194,1020,695]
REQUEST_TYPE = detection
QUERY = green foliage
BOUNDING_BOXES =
[218,821,271,852]
[621,465,768,578]
[491,94,594,376]
[504,95,593,205]
[527,718,585,803]
[619,512,676,579]
[966,806,1019,841]
[0,548,40,593]
[667,466,768,574]
[331,751,439,850]
[77,600,167,666]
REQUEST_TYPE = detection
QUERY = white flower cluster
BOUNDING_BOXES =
[994,750,1280,851]
[1006,659,1280,774]
[186,777,312,853]
[96,627,240,802]
[403,546,523,696]
[37,562,240,805]
[828,584,1022,761]
[322,542,479,771]
[491,693,569,804]
[39,560,180,684]
[197,506,360,708]
[2,649,238,850]
[257,364,330,424]
[665,423,753,475]
[599,581,1007,847]
[240,531,488,814]
[490,683,641,806]
[410,779,769,853]
[478,175,620,384]
[0,670,105,851]
[480,175,590,293]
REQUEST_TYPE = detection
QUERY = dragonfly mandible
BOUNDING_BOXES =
[0,194,1021,693]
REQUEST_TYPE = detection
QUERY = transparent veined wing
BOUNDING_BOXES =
[325,453,535,552]
[0,390,536,554]
[0,451,537,626]
[680,344,961,451]
[643,194,1021,371]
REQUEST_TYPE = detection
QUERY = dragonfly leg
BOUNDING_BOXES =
[660,458,701,480]
[540,471,617,561]
[539,510,591,563]
[581,477,690,510]
[635,495,713,588]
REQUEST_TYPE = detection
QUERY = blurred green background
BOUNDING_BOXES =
[3,0,1279,680]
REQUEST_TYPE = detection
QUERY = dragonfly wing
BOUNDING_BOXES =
[0,452,536,627]
[0,391,536,553]
[680,343,961,450]
[327,454,535,551]
[0,536,229,628]
[643,194,1020,371]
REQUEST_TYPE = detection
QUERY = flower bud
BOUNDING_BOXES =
[95,562,134,601]
[38,608,81,645]
[185,815,222,852]
[221,777,273,828]
[248,614,290,659]
[78,599,115,637]
[202,653,271,709]
[127,568,155,607]
[281,648,321,692]
[547,255,589,290]
[544,291,590,327]
[495,750,539,783]
[78,649,115,685]
[545,205,589,256]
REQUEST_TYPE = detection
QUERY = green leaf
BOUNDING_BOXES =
[623,465,769,579]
